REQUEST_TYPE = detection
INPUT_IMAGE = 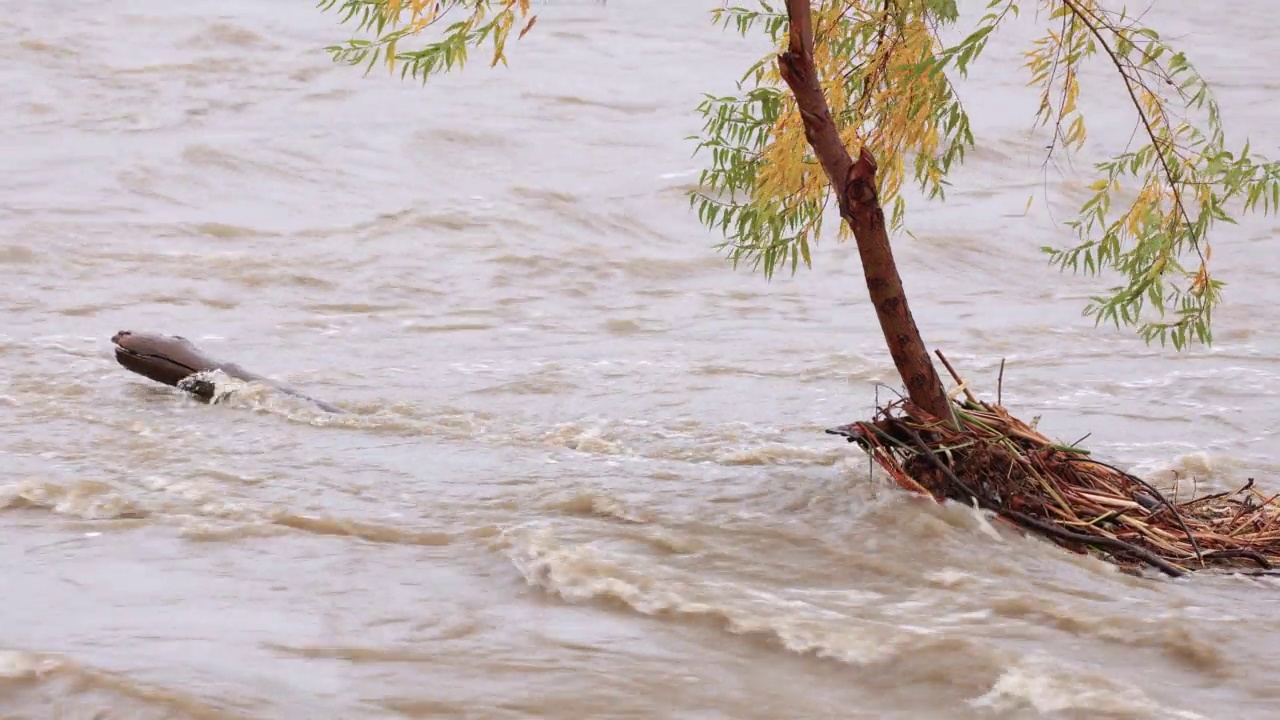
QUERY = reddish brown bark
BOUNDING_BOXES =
[777,0,953,425]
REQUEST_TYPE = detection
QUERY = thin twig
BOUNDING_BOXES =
[1179,478,1253,510]
[997,358,1005,406]
[1069,432,1092,448]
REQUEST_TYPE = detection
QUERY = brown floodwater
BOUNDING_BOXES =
[3,0,1280,718]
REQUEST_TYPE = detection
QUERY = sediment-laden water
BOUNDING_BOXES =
[3,1,1279,717]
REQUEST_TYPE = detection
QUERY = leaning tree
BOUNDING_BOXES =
[320,0,1280,577]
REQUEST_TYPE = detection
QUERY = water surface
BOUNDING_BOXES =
[2,1,1279,718]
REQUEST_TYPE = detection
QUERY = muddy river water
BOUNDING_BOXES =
[3,0,1280,718]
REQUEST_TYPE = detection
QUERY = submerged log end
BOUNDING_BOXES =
[824,422,863,443]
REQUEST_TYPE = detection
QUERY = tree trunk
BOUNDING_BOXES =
[776,0,953,425]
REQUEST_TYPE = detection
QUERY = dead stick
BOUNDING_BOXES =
[934,350,978,404]
[997,358,1006,406]
[1200,549,1274,570]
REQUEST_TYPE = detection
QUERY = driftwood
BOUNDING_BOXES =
[829,352,1280,578]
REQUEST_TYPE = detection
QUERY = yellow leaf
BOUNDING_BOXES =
[1190,265,1209,296]
[1062,73,1078,116]
[519,15,538,40]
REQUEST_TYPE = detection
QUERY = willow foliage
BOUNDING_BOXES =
[320,0,1280,350]
[317,0,539,78]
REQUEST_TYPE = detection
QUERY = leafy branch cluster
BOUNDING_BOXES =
[1025,0,1280,348]
[697,0,1280,349]
[317,0,538,81]
[691,0,1001,278]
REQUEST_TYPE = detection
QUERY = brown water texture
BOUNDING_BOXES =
[3,1,1280,718]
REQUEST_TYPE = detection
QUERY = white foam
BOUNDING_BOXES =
[971,654,1209,718]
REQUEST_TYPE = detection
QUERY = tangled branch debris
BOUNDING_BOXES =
[828,352,1279,578]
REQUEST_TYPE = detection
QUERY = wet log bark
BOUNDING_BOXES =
[777,0,953,425]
